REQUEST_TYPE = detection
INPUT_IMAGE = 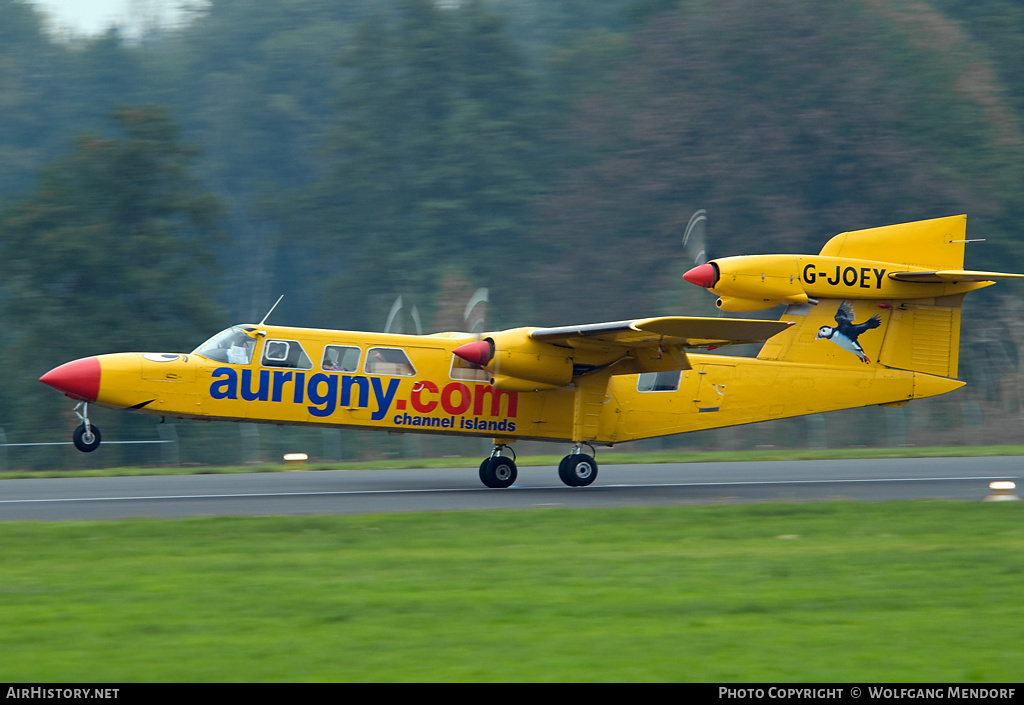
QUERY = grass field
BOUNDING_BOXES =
[2,502,1022,682]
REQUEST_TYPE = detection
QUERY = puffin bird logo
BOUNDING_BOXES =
[815,301,881,363]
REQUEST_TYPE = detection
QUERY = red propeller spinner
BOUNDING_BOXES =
[452,340,494,367]
[682,263,718,288]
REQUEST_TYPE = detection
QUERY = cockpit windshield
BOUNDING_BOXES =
[192,327,256,364]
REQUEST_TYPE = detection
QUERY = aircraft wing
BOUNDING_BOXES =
[889,269,1024,283]
[529,316,793,374]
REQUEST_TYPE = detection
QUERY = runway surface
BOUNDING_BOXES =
[0,456,1019,521]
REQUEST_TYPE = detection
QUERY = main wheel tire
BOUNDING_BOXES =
[480,456,517,489]
[561,454,598,487]
[558,455,573,486]
[73,423,101,453]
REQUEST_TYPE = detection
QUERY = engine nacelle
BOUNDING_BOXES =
[699,255,811,308]
[453,328,574,389]
[488,329,574,388]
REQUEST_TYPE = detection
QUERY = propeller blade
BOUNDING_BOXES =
[682,209,708,266]
[385,295,403,334]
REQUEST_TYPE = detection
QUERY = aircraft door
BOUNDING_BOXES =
[693,364,733,413]
[621,370,683,439]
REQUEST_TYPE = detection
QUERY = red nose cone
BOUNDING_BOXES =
[683,263,717,288]
[40,357,101,402]
[453,340,493,367]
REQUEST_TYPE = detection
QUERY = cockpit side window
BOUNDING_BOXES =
[261,339,313,370]
[192,327,256,365]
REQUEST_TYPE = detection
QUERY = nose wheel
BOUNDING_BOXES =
[479,444,518,488]
[72,402,102,453]
[559,443,598,487]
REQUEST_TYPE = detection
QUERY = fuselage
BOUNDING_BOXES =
[40,320,962,446]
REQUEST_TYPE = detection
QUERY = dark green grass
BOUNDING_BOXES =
[1,503,1022,681]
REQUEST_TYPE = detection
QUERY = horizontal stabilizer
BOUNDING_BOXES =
[819,214,967,270]
[888,270,1024,283]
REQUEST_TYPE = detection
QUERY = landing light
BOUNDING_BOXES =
[985,481,1019,501]
[284,453,308,466]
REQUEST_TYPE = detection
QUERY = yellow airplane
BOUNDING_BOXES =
[40,215,1022,488]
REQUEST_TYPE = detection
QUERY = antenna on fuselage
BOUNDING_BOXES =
[259,295,284,326]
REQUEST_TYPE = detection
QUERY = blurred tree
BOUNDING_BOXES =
[924,0,1024,266]
[292,0,546,330]
[0,106,225,454]
[154,0,385,323]
[0,0,74,196]
[484,0,638,64]
[928,0,1024,118]
[514,0,1024,325]
[64,30,146,127]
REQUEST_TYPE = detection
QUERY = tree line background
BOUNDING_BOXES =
[2,0,1024,468]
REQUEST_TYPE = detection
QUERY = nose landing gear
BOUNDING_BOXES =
[71,402,102,452]
[479,444,518,488]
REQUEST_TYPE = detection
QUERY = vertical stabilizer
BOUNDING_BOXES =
[758,295,963,379]
[758,299,893,369]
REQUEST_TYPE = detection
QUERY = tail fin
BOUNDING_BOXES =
[759,215,973,377]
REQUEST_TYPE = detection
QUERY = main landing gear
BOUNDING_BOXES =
[558,443,598,487]
[480,444,518,488]
[71,402,101,452]
[477,442,599,489]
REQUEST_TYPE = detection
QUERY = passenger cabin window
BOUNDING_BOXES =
[450,354,490,382]
[261,339,313,369]
[192,327,256,365]
[364,347,416,376]
[638,370,681,392]
[322,345,361,372]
